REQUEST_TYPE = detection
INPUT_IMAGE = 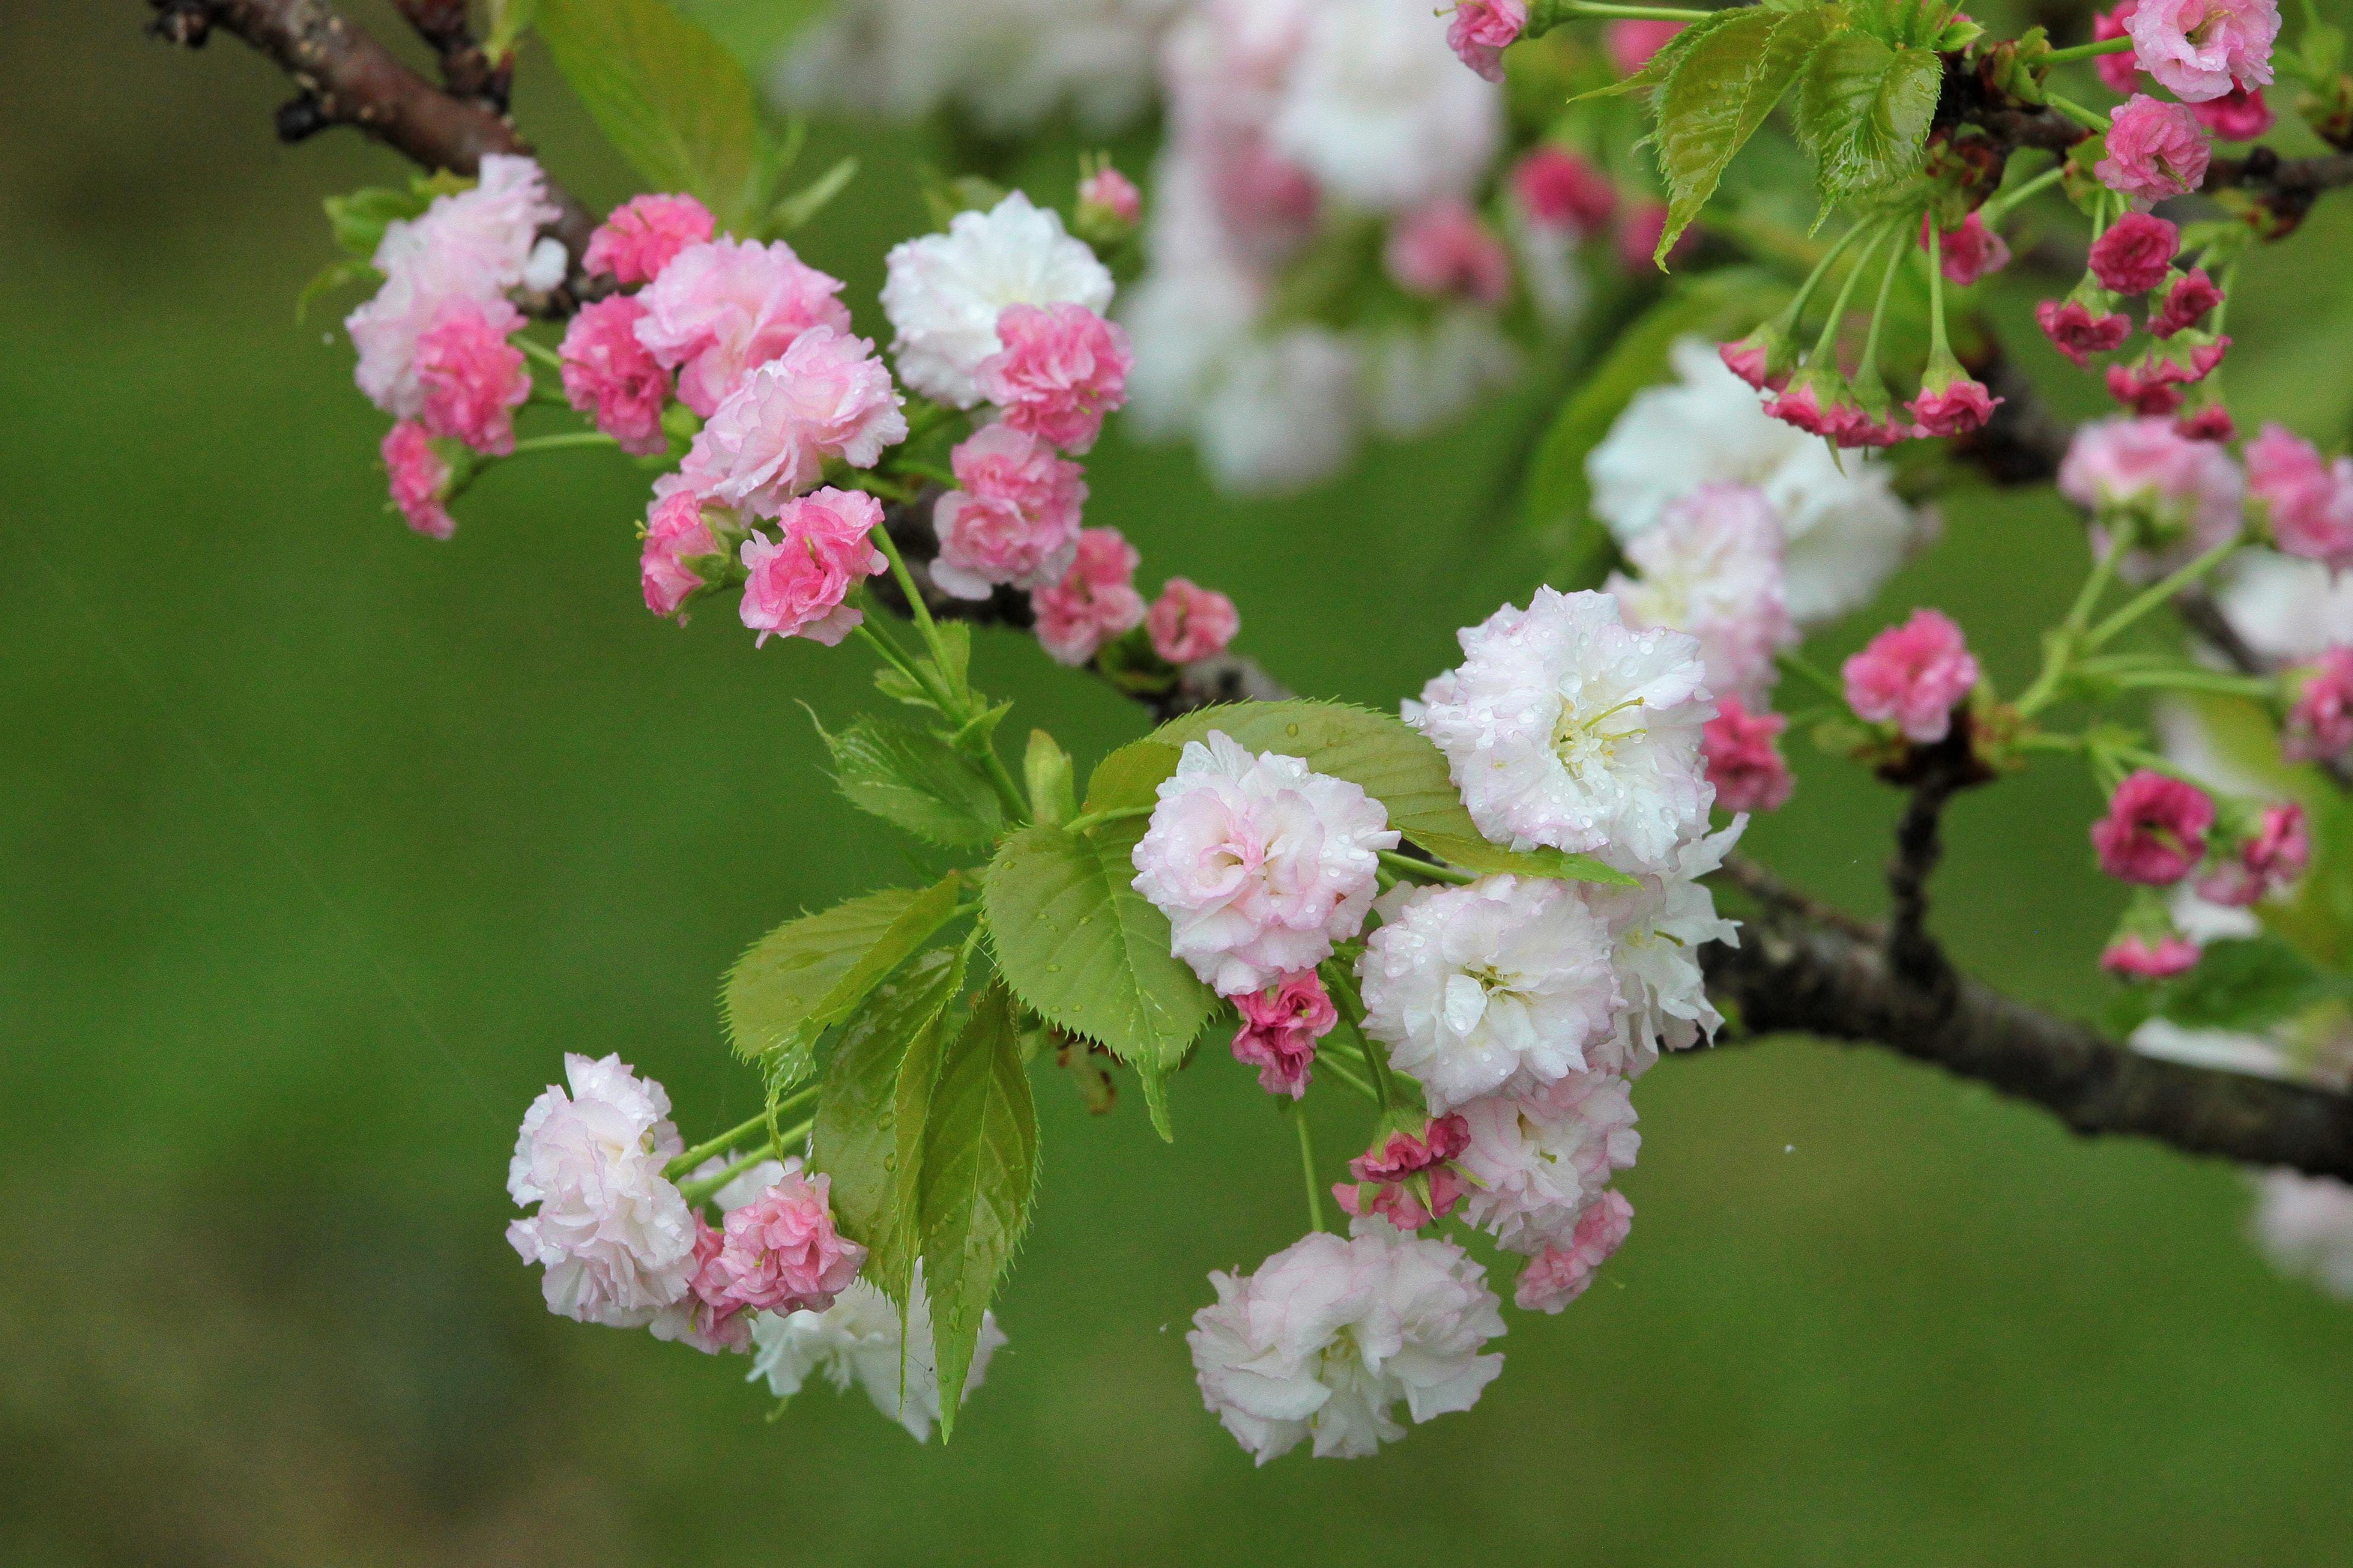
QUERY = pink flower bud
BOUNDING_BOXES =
[2176,403,2237,442]
[975,302,1133,454]
[2150,268,2225,338]
[2091,769,2216,885]
[559,295,674,456]
[1907,357,2004,437]
[1446,0,1526,82]
[1077,165,1143,228]
[2285,647,2353,763]
[1766,368,1849,436]
[1843,609,1982,745]
[1512,147,1617,233]
[2107,361,2187,415]
[381,421,458,540]
[414,295,529,454]
[2089,212,2180,294]
[2196,802,2311,905]
[1922,211,2012,285]
[2101,932,2203,978]
[1032,527,1145,666]
[737,486,887,648]
[1336,1114,1474,1230]
[2037,298,2133,368]
[1147,577,1241,664]
[1231,970,1338,1098]
[1386,199,1514,307]
[584,193,716,287]
[2193,84,2276,139]
[641,488,725,620]
[1703,697,1795,812]
[2097,96,2212,202]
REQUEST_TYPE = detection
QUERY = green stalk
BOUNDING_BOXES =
[1376,849,1477,886]
[665,1110,771,1182]
[2046,93,2113,132]
[2082,535,2244,650]
[1853,219,1911,389]
[1808,220,1895,365]
[2043,36,2136,64]
[1980,164,2068,227]
[1560,1,1713,18]
[507,430,619,457]
[677,1122,813,1207]
[1782,219,1874,327]
[2017,535,2128,717]
[1293,1102,1330,1233]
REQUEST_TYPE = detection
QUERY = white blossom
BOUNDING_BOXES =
[1406,587,1717,876]
[1586,338,1925,625]
[2252,1171,2353,1299]
[1455,1071,1640,1255]
[1193,327,1364,495]
[2212,551,2353,664]
[1605,482,1798,705]
[1580,817,1747,1068]
[1358,875,1621,1114]
[1187,1217,1505,1463]
[879,193,1114,408]
[747,1268,1006,1442]
[1271,0,1502,213]
[1363,310,1522,441]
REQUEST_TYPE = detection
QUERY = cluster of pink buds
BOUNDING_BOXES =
[2040,210,2233,428]
[2090,769,2313,978]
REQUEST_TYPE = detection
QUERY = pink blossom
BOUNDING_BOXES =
[678,327,906,517]
[2198,801,2311,905]
[633,237,853,418]
[1719,336,1776,392]
[1922,211,2013,285]
[1514,1190,1633,1313]
[1454,1072,1638,1251]
[382,421,456,540]
[641,489,723,620]
[2177,403,2237,442]
[1606,480,1795,703]
[1148,578,1241,664]
[1765,371,1843,436]
[583,193,715,286]
[2285,647,2353,762]
[2097,96,2212,202]
[1703,697,1794,812]
[1607,18,1685,75]
[974,303,1133,454]
[2090,213,2180,295]
[559,295,673,456]
[2151,269,2224,338]
[2125,0,2279,103]
[2101,932,2203,977]
[2096,2,2146,93]
[2059,416,2246,576]
[929,425,1085,599]
[1336,1115,1472,1231]
[1908,369,2003,437]
[413,296,529,454]
[1077,166,1143,227]
[664,1214,751,1355]
[2092,769,2216,884]
[1033,527,1146,666]
[2195,84,2276,138]
[1617,201,1693,272]
[2107,361,2187,415]
[2245,423,2353,568]
[2037,298,2133,368]
[1385,199,1513,308]
[1446,0,1526,81]
[1231,970,1337,1098]
[707,1163,866,1315]
[1844,610,1982,744]
[737,486,887,648]
[1513,147,1617,233]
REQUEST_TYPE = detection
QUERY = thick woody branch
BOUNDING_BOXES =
[1879,717,1992,997]
[389,0,509,112]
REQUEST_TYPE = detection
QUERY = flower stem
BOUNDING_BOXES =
[677,1122,811,1208]
[1063,804,1156,835]
[517,336,567,373]
[2082,535,2244,650]
[1808,220,1894,365]
[1783,218,1873,327]
[1561,1,1713,17]
[2046,92,2112,131]
[507,430,618,456]
[1853,219,1910,387]
[665,1108,776,1182]
[2017,536,2127,717]
[1293,1101,1329,1233]
[1980,164,2068,227]
[2043,36,2136,64]
[1376,849,1477,886]
[1926,222,1951,362]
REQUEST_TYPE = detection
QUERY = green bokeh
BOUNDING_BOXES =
[4,7,2351,1563]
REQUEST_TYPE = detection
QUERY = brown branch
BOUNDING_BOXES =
[388,0,509,112]
[1879,715,1993,996]
[2201,146,2353,238]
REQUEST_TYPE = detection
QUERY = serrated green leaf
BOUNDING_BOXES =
[1082,742,1183,815]
[825,717,1004,848]
[983,826,1215,1138]
[722,876,963,1083]
[536,0,774,230]
[1570,7,1739,101]
[1796,35,1942,211]
[917,983,1038,1440]
[1652,5,1840,265]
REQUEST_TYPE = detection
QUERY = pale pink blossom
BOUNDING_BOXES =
[1606,480,1796,705]
[1231,969,1338,1098]
[974,302,1134,453]
[382,421,456,540]
[658,1214,751,1356]
[2097,2,2146,93]
[2037,298,2132,367]
[929,424,1087,599]
[677,328,906,516]
[2125,0,2279,102]
[1033,527,1147,665]
[1147,578,1241,664]
[1703,697,1794,812]
[2101,932,2203,977]
[1078,165,1144,227]
[633,237,853,417]
[583,193,716,286]
[1455,1071,1638,1254]
[2092,769,2217,884]
[1385,199,1512,307]
[1606,18,1684,75]
[1512,146,1617,233]
[1514,1189,1633,1313]
[641,489,723,620]
[1843,609,1981,745]
[706,1161,866,1316]
[2090,213,2180,294]
[1447,0,1526,81]
[2246,424,2353,569]
[2097,96,2212,201]
[2059,416,2246,578]
[2198,802,2311,905]
[2285,647,2353,762]
[1131,731,1398,995]
[2193,84,2275,138]
[559,295,673,456]
[413,295,529,454]
[1922,211,2012,285]
[738,486,888,648]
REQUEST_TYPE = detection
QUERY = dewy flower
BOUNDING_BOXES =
[1231,969,1338,1098]
[678,328,907,517]
[1604,480,1798,705]
[2284,646,2353,762]
[706,1159,866,1316]
[1843,609,1982,745]
[1357,875,1621,1114]
[1703,697,1794,812]
[2089,213,2180,295]
[1032,526,1147,664]
[583,192,716,286]
[2097,96,2212,202]
[2245,423,2353,570]
[748,1266,1005,1444]
[640,489,725,621]
[2192,84,2275,139]
[413,295,529,454]
[2197,801,2311,905]
[737,486,888,648]
[2125,0,2279,103]
[1922,211,2013,285]
[1514,1189,1633,1313]
[1446,0,1525,82]
[1606,18,1684,74]
[1186,1216,1505,1464]
[656,1214,750,1356]
[1454,1070,1638,1255]
[506,1052,696,1328]
[2092,769,2217,885]
[2101,931,2203,977]
[2036,298,2133,368]
[559,294,674,456]
[1131,731,1397,995]
[881,192,1116,408]
[1385,199,1513,307]
[1147,577,1241,664]
[382,421,458,540]
[2096,1,2146,93]
[2059,415,2245,580]
[931,425,1087,599]
[1406,587,1716,874]
[634,237,854,418]
[1512,145,1617,233]
[974,301,1135,453]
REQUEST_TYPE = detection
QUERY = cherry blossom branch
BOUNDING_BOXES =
[1878,719,1992,998]
[386,0,510,112]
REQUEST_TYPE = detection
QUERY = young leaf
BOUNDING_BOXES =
[722,875,963,1084]
[1570,6,1738,101]
[1023,729,1075,828]
[917,984,1039,1440]
[1081,741,1183,816]
[1797,35,1943,210]
[534,0,774,230]
[1652,5,1841,264]
[824,716,1005,848]
[765,154,860,237]
[322,172,468,260]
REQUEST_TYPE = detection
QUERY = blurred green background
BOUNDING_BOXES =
[7,4,2353,1563]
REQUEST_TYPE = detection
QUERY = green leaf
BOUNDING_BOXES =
[1652,5,1840,265]
[722,876,963,1083]
[1796,34,1942,211]
[484,0,539,58]
[295,257,379,323]
[824,716,1004,848]
[667,0,831,68]
[983,826,1217,1138]
[811,945,967,1306]
[765,154,859,237]
[535,0,774,230]
[1570,7,1738,101]
[1081,742,1182,815]
[917,984,1039,1440]
[1023,729,1075,828]
[2110,936,2350,1035]
[322,172,468,260]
